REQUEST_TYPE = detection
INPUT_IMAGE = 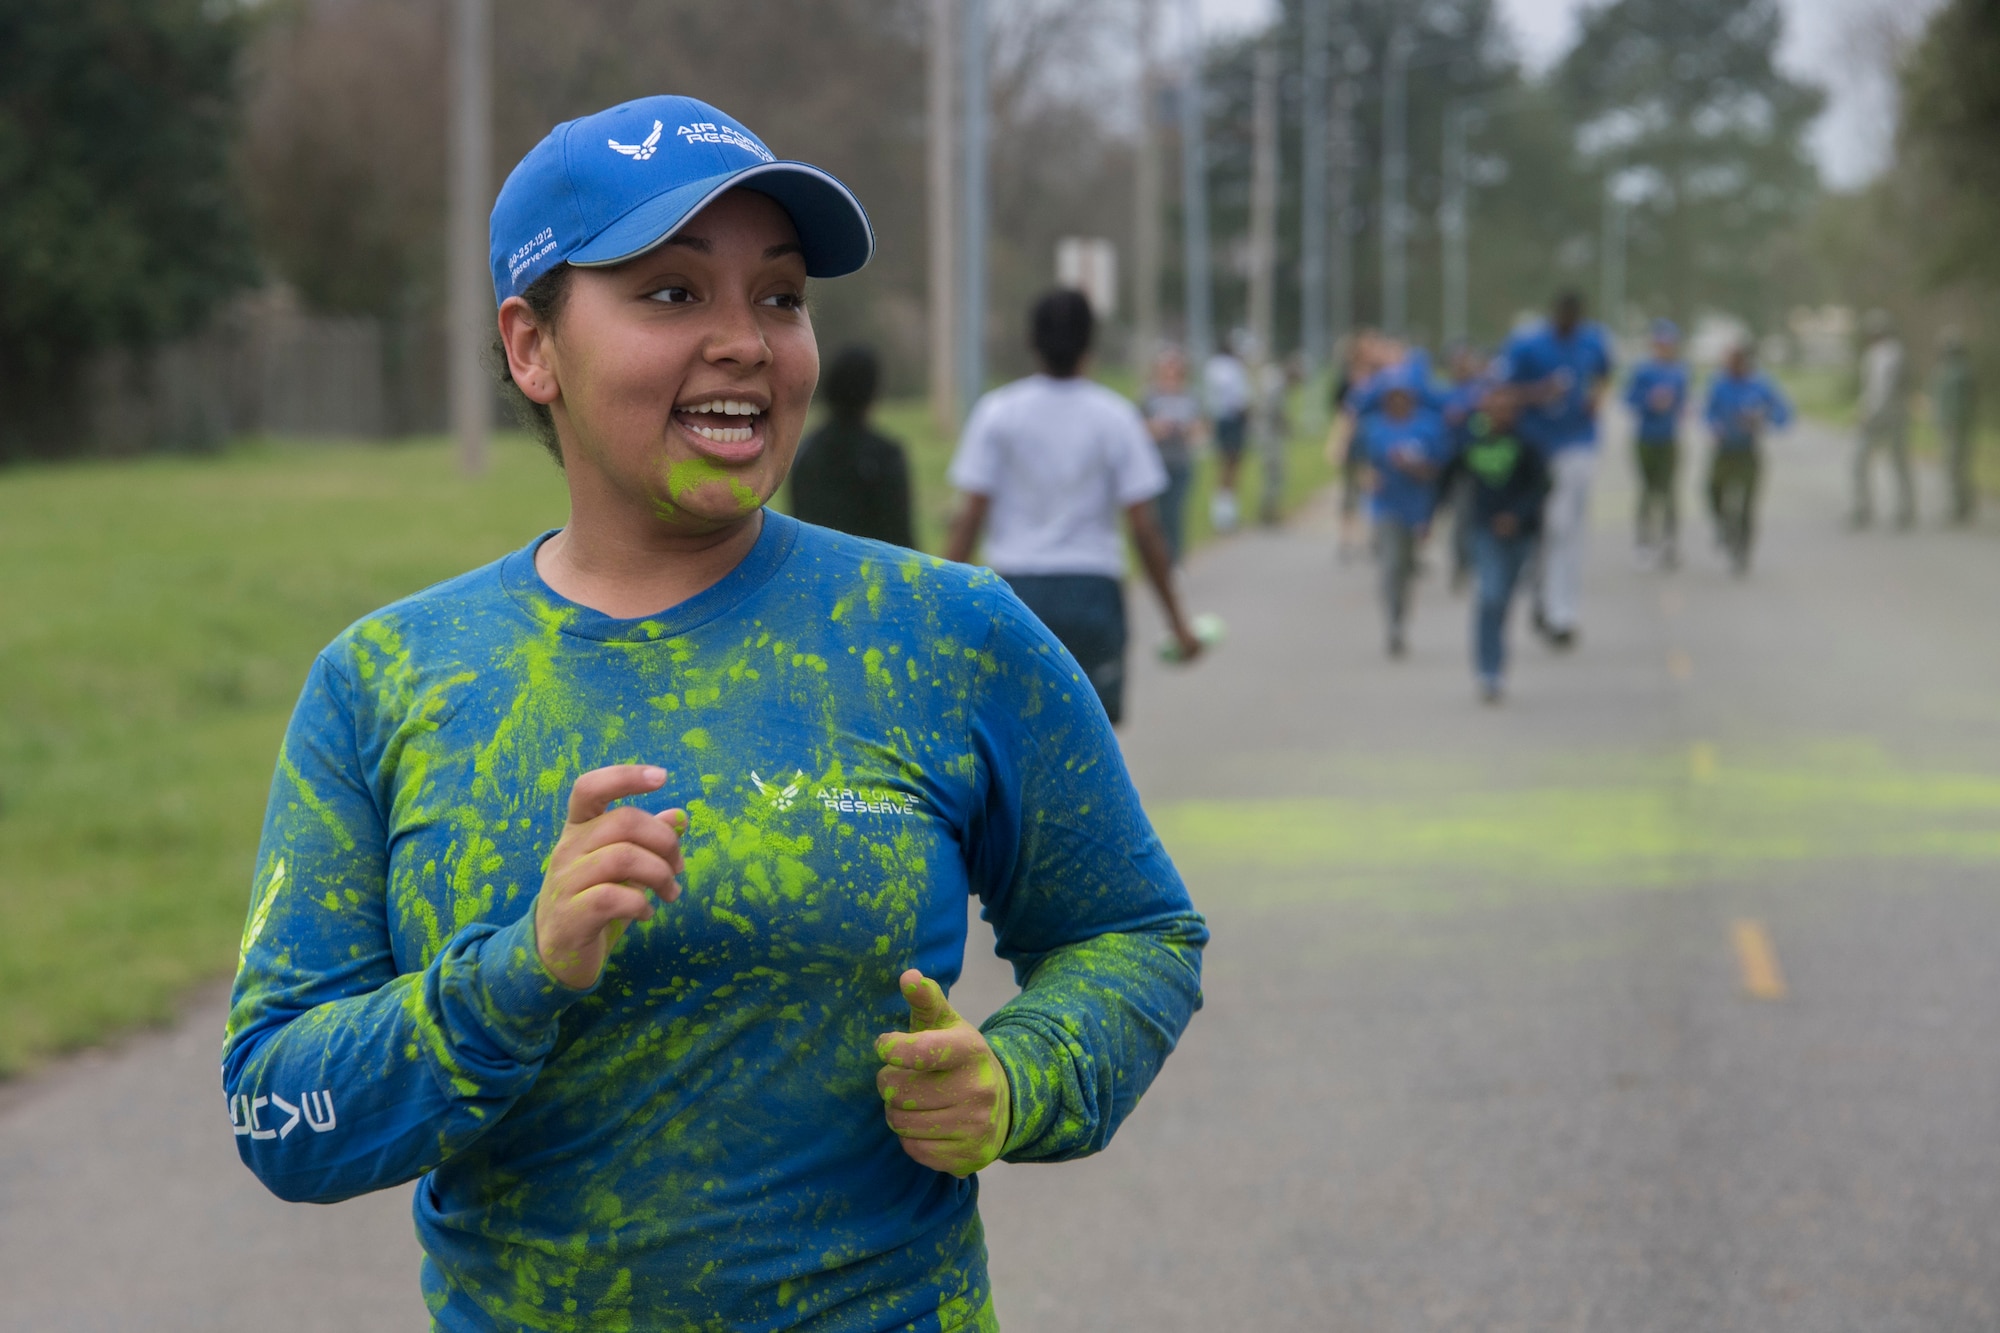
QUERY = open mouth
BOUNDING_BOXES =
[674,397,765,448]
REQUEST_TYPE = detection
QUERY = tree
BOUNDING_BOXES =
[1557,0,1823,331]
[240,0,1142,402]
[0,0,256,457]
[1195,0,1595,353]
[1898,0,2000,289]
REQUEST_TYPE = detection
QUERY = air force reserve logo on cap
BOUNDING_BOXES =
[489,94,874,302]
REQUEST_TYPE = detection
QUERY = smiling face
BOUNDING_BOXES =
[503,189,819,535]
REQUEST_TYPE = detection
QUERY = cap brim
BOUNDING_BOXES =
[569,161,874,279]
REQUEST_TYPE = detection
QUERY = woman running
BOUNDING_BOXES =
[222,95,1206,1332]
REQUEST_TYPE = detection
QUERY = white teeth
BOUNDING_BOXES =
[682,399,762,416]
[685,421,755,444]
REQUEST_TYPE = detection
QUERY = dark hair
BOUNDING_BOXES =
[1553,289,1586,321]
[1030,288,1094,378]
[822,344,879,423]
[491,264,575,464]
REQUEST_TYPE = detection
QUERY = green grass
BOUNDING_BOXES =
[0,437,571,1075]
[0,395,1332,1077]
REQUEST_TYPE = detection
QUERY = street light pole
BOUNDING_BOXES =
[1178,0,1214,377]
[1132,0,1163,374]
[1298,0,1329,387]
[1248,41,1282,525]
[957,0,988,421]
[1379,23,1412,338]
[1441,100,1470,349]
[926,0,958,430]
[448,0,492,475]
[1329,22,1359,354]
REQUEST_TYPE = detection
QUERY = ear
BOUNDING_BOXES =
[498,296,561,407]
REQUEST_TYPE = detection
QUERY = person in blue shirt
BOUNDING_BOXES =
[1499,291,1615,649]
[1359,373,1452,657]
[1437,384,1551,703]
[222,95,1205,1333]
[1622,319,1690,568]
[1704,342,1794,575]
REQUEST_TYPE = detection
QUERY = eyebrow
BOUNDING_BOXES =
[658,236,804,262]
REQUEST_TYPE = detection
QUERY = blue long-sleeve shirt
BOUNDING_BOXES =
[1360,406,1452,527]
[1624,359,1689,445]
[222,512,1206,1333]
[1704,372,1792,450]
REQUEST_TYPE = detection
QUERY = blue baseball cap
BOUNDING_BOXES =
[489,95,874,302]
[1651,318,1681,343]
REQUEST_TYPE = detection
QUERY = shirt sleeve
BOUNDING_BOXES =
[946,392,1004,496]
[1109,398,1170,506]
[961,596,1207,1164]
[220,652,588,1204]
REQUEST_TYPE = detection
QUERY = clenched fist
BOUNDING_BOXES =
[534,765,687,990]
[875,970,1012,1177]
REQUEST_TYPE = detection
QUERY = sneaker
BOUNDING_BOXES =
[1479,676,1503,704]
[1546,625,1577,651]
[1387,628,1407,658]
[1210,490,1239,535]
[1660,542,1680,571]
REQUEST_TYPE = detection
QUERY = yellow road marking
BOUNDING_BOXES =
[1668,649,1694,681]
[1689,741,1718,782]
[1732,919,1787,1000]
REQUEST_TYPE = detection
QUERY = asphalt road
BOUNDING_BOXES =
[3,416,1997,1331]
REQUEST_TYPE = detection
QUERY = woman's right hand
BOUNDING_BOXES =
[534,765,687,990]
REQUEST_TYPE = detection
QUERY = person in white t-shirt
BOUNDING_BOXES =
[945,289,1203,724]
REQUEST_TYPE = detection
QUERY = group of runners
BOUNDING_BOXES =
[1313,292,1795,702]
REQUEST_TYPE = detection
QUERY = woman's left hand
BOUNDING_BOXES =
[875,970,1011,1177]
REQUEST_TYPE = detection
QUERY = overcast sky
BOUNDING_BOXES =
[1195,0,1937,189]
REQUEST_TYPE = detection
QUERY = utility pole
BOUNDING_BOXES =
[1178,0,1213,379]
[448,0,492,475]
[957,0,988,420]
[1329,21,1359,355]
[1298,0,1329,391]
[1601,180,1627,339]
[926,0,958,430]
[1379,23,1412,338]
[1441,100,1470,349]
[1247,41,1282,526]
[1131,0,1163,374]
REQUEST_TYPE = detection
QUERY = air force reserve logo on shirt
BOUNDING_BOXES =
[750,770,916,818]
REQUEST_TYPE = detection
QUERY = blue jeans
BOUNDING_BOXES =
[1471,527,1536,682]
[1155,458,1194,564]
[1001,573,1128,725]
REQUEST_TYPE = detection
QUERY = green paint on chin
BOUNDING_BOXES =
[659,455,762,515]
